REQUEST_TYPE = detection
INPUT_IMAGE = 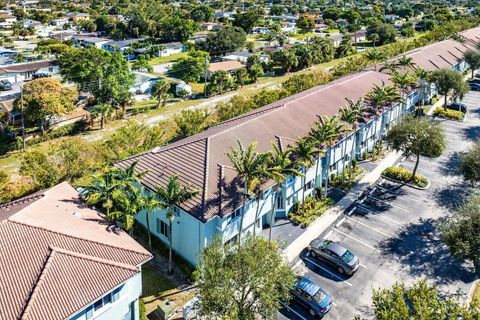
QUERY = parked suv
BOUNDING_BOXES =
[290,277,332,318]
[32,73,51,80]
[0,79,12,91]
[309,238,360,275]
[469,82,480,91]
[446,102,467,113]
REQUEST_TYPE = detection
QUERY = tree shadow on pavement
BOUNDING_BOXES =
[432,181,472,211]
[437,152,461,176]
[379,218,475,285]
[462,126,480,141]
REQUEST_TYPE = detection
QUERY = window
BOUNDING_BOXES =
[112,287,121,302]
[173,206,180,214]
[85,307,93,319]
[276,195,284,209]
[94,299,103,312]
[230,207,243,220]
[224,234,238,247]
[287,196,292,206]
[156,219,169,238]
[103,294,112,305]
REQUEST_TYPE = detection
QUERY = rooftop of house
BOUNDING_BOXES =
[0,60,56,74]
[73,36,110,43]
[207,60,245,73]
[104,39,144,48]
[0,182,152,320]
[115,26,480,223]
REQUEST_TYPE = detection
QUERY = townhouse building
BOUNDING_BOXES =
[116,26,480,266]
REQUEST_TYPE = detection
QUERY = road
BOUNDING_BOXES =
[279,91,480,319]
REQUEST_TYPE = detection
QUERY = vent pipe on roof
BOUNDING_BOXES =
[151,146,161,153]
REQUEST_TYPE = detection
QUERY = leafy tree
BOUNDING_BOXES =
[58,47,134,106]
[174,109,211,138]
[459,140,480,184]
[271,49,298,73]
[463,49,480,78]
[297,15,315,34]
[158,16,197,43]
[216,95,255,122]
[199,26,247,57]
[16,78,77,133]
[367,23,397,45]
[131,54,153,73]
[190,5,214,22]
[194,236,296,320]
[233,9,261,33]
[361,279,480,320]
[386,116,446,181]
[430,68,469,107]
[170,53,208,83]
[248,63,263,83]
[208,70,236,95]
[234,68,248,87]
[150,79,171,109]
[156,176,198,274]
[227,141,270,244]
[92,103,115,129]
[440,191,480,274]
[335,34,353,58]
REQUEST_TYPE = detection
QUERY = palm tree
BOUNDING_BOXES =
[109,183,146,236]
[391,71,416,114]
[414,68,432,107]
[227,141,269,244]
[395,55,416,71]
[379,61,398,74]
[156,176,198,274]
[83,168,122,219]
[294,138,316,207]
[266,143,302,241]
[143,192,163,249]
[365,49,386,71]
[151,80,171,109]
[92,103,115,129]
[339,98,363,177]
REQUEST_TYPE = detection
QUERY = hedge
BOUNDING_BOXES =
[433,108,465,121]
[382,166,429,188]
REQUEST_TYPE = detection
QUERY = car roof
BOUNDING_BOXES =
[295,277,321,297]
[326,242,348,256]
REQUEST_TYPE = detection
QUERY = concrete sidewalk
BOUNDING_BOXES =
[284,150,402,263]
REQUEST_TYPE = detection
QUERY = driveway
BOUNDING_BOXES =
[279,91,480,320]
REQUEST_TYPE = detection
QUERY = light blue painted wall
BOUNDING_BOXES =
[69,272,142,320]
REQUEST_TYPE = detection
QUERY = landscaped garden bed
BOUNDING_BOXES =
[433,107,465,121]
[330,164,366,191]
[288,196,334,228]
[382,166,429,189]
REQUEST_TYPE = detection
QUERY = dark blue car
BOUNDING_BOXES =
[290,277,332,318]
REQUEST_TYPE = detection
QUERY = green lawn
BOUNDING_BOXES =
[149,52,189,65]
[141,263,194,316]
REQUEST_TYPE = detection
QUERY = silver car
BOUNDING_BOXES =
[308,238,360,276]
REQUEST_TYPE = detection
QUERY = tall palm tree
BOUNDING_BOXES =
[227,141,269,244]
[293,138,316,207]
[92,103,115,129]
[83,169,122,219]
[143,192,163,249]
[365,49,386,71]
[151,79,171,109]
[395,55,416,71]
[156,176,198,274]
[266,143,302,241]
[379,61,398,74]
[110,183,146,236]
[391,71,416,114]
[414,68,432,107]
[339,98,363,177]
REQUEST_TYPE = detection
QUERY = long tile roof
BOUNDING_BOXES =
[116,26,480,222]
[0,182,152,320]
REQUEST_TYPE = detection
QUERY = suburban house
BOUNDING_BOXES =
[115,26,480,266]
[73,36,111,49]
[0,182,152,320]
[71,13,91,23]
[102,39,144,59]
[221,51,269,64]
[0,60,58,83]
[158,42,184,57]
[0,14,17,28]
[51,17,69,27]
[205,60,245,79]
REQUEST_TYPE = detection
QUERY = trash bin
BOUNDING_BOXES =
[157,299,174,320]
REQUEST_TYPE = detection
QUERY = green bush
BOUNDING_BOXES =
[330,166,366,191]
[382,166,428,188]
[433,107,464,121]
[288,196,334,227]
[139,299,148,320]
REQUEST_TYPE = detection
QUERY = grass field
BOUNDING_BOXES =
[149,52,189,65]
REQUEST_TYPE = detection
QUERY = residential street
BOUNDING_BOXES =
[279,91,480,320]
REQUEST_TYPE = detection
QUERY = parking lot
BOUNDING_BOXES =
[279,91,480,320]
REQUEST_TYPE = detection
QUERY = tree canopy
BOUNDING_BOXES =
[430,68,469,106]
[459,140,480,184]
[198,26,247,57]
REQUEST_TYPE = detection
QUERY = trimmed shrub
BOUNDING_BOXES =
[288,196,334,227]
[433,108,464,121]
[382,166,428,188]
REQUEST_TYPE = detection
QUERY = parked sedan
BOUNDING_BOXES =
[32,73,51,80]
[470,82,480,91]
[446,102,468,113]
[0,79,12,91]
[309,238,360,275]
[468,78,480,85]
[290,277,332,318]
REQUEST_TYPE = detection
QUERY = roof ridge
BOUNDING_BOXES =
[201,137,210,213]
[49,246,139,272]
[0,193,45,211]
[9,220,152,259]
[19,248,56,320]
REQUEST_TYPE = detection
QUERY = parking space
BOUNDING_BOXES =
[279,91,480,320]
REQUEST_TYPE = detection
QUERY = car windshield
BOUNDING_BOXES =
[342,250,355,263]
[313,289,326,304]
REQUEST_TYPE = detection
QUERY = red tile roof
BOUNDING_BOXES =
[0,182,152,320]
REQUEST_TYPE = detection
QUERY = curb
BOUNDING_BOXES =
[380,174,430,190]
[468,280,478,303]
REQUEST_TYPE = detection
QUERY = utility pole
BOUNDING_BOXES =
[203,56,208,98]
[20,89,26,152]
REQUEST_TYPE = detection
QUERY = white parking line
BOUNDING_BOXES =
[367,195,410,213]
[323,230,333,240]
[375,185,421,203]
[356,204,403,226]
[293,259,303,269]
[359,263,367,269]
[330,227,381,253]
[332,302,338,307]
[344,216,392,237]
[304,257,353,286]
[335,217,346,228]
[279,301,307,320]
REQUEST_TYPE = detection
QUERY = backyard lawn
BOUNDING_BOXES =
[149,52,189,65]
